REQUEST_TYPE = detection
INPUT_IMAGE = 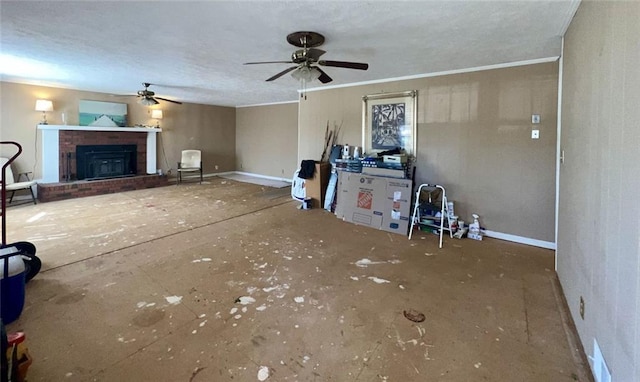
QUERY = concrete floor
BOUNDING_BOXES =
[4,177,589,381]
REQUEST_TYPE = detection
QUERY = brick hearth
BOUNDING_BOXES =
[37,174,170,203]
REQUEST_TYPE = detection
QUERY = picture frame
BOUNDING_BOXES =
[79,100,128,127]
[362,90,417,156]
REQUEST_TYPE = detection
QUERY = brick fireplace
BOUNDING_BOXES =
[36,125,169,202]
[59,131,146,182]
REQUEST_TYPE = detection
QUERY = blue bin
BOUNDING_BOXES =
[1,247,26,325]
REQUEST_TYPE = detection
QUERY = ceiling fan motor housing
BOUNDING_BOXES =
[292,50,312,64]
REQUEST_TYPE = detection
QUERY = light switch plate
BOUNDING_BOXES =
[532,129,540,139]
[532,114,541,124]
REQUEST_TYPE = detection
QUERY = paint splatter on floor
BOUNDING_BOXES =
[165,295,182,305]
[192,258,212,263]
[237,296,256,305]
[257,366,269,381]
[355,258,402,267]
[368,277,391,284]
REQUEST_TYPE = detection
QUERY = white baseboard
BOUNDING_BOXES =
[176,171,291,183]
[203,171,235,178]
[483,230,556,250]
[233,171,292,183]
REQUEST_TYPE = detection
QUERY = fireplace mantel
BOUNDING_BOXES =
[38,125,161,133]
[37,124,162,183]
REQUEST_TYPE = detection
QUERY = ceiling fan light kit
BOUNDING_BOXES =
[133,83,182,106]
[244,31,369,98]
[139,97,159,106]
[291,66,321,82]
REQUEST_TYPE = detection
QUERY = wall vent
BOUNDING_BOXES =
[590,338,612,382]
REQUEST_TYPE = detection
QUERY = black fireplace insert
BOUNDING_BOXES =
[76,144,137,180]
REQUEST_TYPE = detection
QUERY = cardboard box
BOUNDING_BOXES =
[380,178,413,235]
[341,174,386,229]
[304,162,331,208]
[335,173,413,235]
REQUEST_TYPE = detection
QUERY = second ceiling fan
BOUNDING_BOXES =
[244,31,369,84]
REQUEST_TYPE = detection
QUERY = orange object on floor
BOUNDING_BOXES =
[7,332,33,382]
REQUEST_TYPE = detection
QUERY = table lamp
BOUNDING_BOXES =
[151,109,163,128]
[35,99,54,124]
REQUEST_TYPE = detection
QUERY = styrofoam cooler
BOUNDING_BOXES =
[1,246,26,324]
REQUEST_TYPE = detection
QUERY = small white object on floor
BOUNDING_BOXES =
[257,366,270,381]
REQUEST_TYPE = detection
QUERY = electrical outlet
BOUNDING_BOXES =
[580,296,585,319]
[215,165,219,170]
[532,129,540,139]
[532,114,540,124]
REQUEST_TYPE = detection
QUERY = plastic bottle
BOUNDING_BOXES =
[343,144,350,159]
[469,214,480,234]
[353,146,360,159]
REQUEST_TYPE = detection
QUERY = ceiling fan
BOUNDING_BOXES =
[135,83,182,105]
[244,31,369,85]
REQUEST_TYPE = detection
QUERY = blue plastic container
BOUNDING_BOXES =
[1,246,26,324]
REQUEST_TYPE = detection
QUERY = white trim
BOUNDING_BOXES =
[236,100,299,108]
[203,171,235,178]
[184,171,292,183]
[146,131,157,174]
[38,124,161,133]
[483,230,556,250]
[305,57,560,93]
[40,128,59,183]
[555,37,565,271]
[234,171,292,183]
[172,171,235,180]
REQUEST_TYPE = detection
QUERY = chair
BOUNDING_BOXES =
[176,150,202,184]
[1,157,37,204]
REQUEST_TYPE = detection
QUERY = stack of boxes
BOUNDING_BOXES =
[331,152,413,235]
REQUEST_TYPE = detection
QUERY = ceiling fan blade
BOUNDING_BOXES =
[155,96,183,105]
[319,60,369,70]
[315,67,333,84]
[306,48,326,61]
[266,66,299,82]
[244,61,294,65]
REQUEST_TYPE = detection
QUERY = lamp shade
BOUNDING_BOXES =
[151,109,163,119]
[35,99,53,112]
[291,66,321,82]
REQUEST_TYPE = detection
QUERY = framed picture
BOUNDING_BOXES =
[362,90,417,156]
[79,100,128,127]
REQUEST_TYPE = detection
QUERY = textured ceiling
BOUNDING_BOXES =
[0,1,580,107]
